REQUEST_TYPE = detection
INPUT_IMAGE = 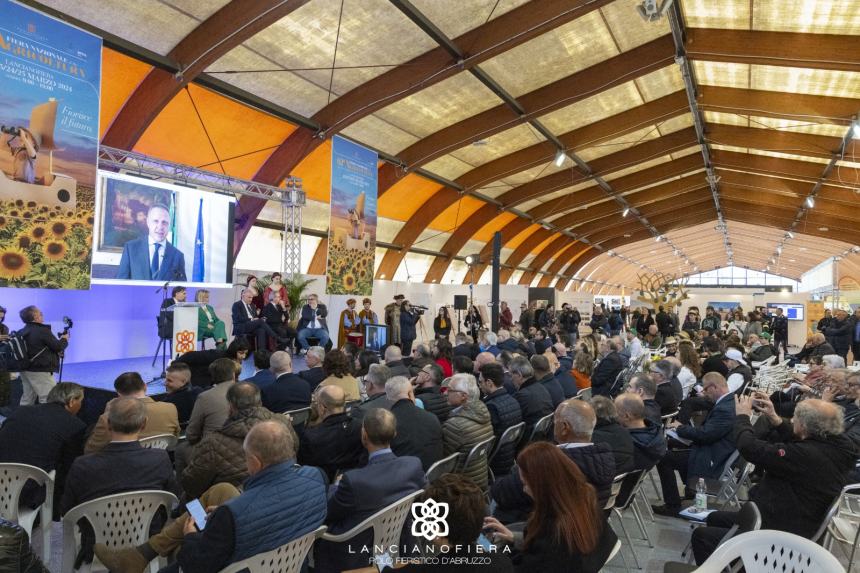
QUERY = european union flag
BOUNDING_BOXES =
[192,198,204,282]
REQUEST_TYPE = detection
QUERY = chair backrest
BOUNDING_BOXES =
[694,530,845,572]
[812,483,860,543]
[218,526,326,573]
[528,412,554,442]
[62,490,178,573]
[461,436,495,474]
[488,422,525,464]
[711,451,743,505]
[576,387,592,401]
[284,407,311,427]
[614,469,646,511]
[322,490,424,560]
[138,433,178,450]
[425,453,461,483]
[736,501,762,533]
[660,409,680,428]
[0,463,51,522]
[603,472,629,511]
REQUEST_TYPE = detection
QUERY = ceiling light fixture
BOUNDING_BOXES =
[622,207,630,217]
[787,231,794,239]
[464,254,480,265]
[554,149,567,167]
[853,122,860,139]
[806,196,815,208]
[636,0,674,21]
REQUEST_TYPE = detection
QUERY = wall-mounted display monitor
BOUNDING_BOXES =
[767,303,805,321]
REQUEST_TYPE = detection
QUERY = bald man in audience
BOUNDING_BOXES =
[386,375,443,470]
[491,398,616,523]
[261,351,311,413]
[297,385,363,481]
[384,345,411,378]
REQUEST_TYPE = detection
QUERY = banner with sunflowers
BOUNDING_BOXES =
[0,0,101,289]
[325,136,377,295]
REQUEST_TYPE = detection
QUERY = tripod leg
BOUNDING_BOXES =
[152,338,164,367]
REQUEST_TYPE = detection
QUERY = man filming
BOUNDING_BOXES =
[17,305,69,405]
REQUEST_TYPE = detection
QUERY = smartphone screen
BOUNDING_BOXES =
[186,499,207,531]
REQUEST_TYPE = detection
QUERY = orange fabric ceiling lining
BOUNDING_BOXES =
[286,140,333,203]
[427,195,486,233]
[379,174,443,221]
[529,233,558,258]
[505,223,542,251]
[473,211,517,243]
[99,48,152,139]
[134,83,297,181]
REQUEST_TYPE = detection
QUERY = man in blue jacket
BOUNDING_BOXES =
[315,408,426,571]
[652,372,736,517]
[116,204,186,281]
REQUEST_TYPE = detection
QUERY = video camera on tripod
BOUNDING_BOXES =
[411,305,428,315]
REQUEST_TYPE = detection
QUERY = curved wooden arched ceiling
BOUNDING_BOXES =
[53,0,860,287]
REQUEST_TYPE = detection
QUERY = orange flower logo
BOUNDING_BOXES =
[175,330,196,353]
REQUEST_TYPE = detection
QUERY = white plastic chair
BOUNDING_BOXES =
[425,453,461,483]
[138,433,178,450]
[61,490,178,573]
[693,530,845,572]
[218,525,326,573]
[822,483,860,571]
[321,489,424,563]
[284,406,311,427]
[577,387,593,401]
[0,463,55,562]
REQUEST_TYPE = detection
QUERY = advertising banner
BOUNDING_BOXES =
[0,0,101,289]
[326,135,377,295]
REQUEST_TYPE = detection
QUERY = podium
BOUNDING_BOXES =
[165,302,206,359]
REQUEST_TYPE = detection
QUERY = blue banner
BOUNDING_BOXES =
[326,136,378,295]
[0,0,101,289]
[192,197,204,282]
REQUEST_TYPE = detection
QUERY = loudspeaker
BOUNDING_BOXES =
[454,295,467,310]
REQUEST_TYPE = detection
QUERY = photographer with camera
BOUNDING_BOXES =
[17,305,69,405]
[2,125,39,184]
[399,300,423,356]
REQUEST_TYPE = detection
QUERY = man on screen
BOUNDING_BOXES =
[116,204,187,281]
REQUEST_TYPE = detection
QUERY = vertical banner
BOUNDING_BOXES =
[0,0,102,289]
[326,135,377,295]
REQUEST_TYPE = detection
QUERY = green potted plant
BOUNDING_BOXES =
[282,275,315,323]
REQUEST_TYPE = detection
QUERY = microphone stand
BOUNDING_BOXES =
[150,276,174,385]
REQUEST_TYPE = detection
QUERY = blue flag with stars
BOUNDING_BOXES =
[192,198,205,281]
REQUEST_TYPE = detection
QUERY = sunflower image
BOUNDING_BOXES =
[49,220,70,238]
[26,201,36,209]
[8,209,19,218]
[14,199,23,208]
[75,248,89,261]
[21,211,33,220]
[342,273,357,291]
[16,235,31,249]
[0,216,6,229]
[29,224,48,243]
[43,241,67,261]
[0,247,31,281]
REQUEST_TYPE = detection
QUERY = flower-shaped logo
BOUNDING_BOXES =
[411,498,449,541]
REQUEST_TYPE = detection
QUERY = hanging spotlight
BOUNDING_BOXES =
[622,207,630,217]
[776,246,783,254]
[787,231,795,239]
[554,149,567,167]
[464,254,480,265]
[853,122,860,139]
[806,196,815,208]
[655,235,663,242]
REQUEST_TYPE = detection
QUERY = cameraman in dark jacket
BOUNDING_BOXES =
[17,305,69,405]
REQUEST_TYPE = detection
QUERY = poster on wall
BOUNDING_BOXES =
[325,135,377,295]
[0,0,101,289]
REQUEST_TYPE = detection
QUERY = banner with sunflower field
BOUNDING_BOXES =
[0,0,101,289]
[325,136,377,295]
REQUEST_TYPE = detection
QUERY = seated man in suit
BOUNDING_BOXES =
[297,385,363,481]
[296,293,330,352]
[298,346,326,392]
[0,382,87,515]
[386,376,443,470]
[591,338,624,397]
[626,373,662,426]
[351,363,393,420]
[116,203,186,281]
[231,287,284,350]
[159,362,201,428]
[261,351,311,413]
[63,397,178,561]
[316,408,425,572]
[383,345,411,378]
[241,350,275,390]
[652,372,737,517]
[158,286,185,340]
[85,372,180,453]
[650,359,682,415]
[262,289,295,350]
[194,289,227,349]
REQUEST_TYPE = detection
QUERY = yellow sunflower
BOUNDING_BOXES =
[13,199,23,208]
[342,272,357,291]
[43,241,67,261]
[16,235,31,250]
[49,220,70,238]
[29,224,48,243]
[0,215,6,229]
[26,200,36,209]
[0,247,31,280]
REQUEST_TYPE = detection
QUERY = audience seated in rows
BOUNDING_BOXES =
[509,356,553,440]
[386,375,443,470]
[626,373,662,426]
[590,338,623,396]
[185,358,237,445]
[590,396,635,474]
[261,351,311,414]
[299,345,327,392]
[649,359,681,416]
[442,373,494,490]
[384,345,411,378]
[241,349,276,390]
[351,363,393,419]
[159,362,201,428]
[319,349,361,402]
[413,362,451,423]
[552,342,578,398]
[85,372,179,453]
[479,362,523,477]
[174,338,249,388]
[298,385,363,481]
[531,354,564,408]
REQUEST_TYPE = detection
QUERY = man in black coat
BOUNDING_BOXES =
[17,305,69,405]
[591,338,624,397]
[351,363,393,420]
[590,396,635,474]
[479,363,523,477]
[531,354,564,408]
[653,372,736,517]
[261,351,311,413]
[491,399,615,523]
[298,346,326,392]
[690,395,857,565]
[297,386,363,482]
[413,362,451,424]
[627,373,663,426]
[0,382,86,515]
[231,288,283,350]
[509,356,553,440]
[157,286,186,340]
[383,346,411,378]
[650,359,681,415]
[552,343,578,398]
[770,307,789,356]
[159,362,201,428]
[825,309,853,360]
[386,376,443,470]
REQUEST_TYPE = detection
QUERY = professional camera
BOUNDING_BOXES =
[57,315,73,337]
[412,304,428,315]
[0,125,21,137]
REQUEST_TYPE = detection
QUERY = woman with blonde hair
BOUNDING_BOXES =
[572,349,594,390]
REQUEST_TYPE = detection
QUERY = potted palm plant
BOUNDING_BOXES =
[282,275,315,324]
